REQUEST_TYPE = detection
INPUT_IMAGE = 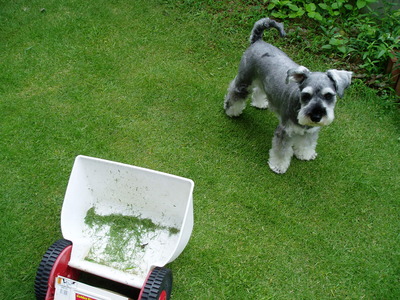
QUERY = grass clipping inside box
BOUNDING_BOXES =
[84,207,180,274]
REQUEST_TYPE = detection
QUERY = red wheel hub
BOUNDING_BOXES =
[159,290,167,300]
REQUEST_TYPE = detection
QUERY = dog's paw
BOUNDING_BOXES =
[251,100,268,109]
[224,101,246,117]
[225,107,243,117]
[251,88,269,109]
[268,160,290,174]
[268,149,292,174]
[294,150,318,161]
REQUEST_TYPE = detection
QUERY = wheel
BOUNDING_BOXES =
[34,239,80,300]
[139,267,173,300]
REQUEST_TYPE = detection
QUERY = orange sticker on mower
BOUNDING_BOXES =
[76,294,97,300]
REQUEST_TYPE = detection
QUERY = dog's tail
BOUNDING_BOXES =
[249,18,286,44]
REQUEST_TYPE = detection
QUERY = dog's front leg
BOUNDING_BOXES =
[268,125,294,174]
[293,128,319,161]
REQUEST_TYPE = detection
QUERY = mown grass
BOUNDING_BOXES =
[1,0,399,299]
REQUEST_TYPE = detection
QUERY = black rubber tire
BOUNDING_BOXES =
[34,239,72,300]
[140,267,173,300]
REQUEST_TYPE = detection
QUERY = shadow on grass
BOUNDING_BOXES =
[220,107,276,164]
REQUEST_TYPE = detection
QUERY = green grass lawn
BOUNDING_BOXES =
[1,0,399,299]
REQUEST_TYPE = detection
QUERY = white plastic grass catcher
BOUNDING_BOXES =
[34,155,194,300]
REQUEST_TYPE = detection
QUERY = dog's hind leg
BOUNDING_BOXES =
[251,80,269,109]
[268,125,294,174]
[224,76,251,117]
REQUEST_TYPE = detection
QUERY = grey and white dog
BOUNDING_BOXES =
[224,18,352,174]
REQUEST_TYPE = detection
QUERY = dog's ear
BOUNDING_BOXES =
[286,66,310,84]
[327,69,353,98]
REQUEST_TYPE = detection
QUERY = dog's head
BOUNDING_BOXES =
[286,67,352,127]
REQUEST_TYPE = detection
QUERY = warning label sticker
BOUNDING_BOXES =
[75,294,97,300]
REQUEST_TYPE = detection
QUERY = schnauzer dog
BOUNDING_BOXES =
[224,18,352,174]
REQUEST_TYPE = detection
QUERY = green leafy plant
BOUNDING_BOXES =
[267,0,400,82]
[320,4,399,70]
[266,0,377,21]
[266,0,306,19]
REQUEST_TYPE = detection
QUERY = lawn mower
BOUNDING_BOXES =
[34,155,194,300]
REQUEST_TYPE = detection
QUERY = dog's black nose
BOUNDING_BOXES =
[310,114,322,122]
[310,107,326,122]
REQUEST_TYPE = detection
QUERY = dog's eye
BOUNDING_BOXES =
[324,93,334,101]
[301,93,312,102]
